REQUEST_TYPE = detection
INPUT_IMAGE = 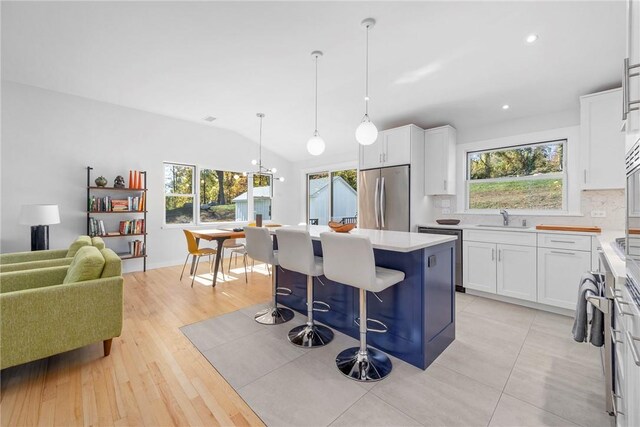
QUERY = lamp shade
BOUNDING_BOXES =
[307,132,326,156]
[355,119,378,146]
[19,204,60,226]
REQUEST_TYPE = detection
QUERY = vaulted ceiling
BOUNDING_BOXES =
[1,1,626,161]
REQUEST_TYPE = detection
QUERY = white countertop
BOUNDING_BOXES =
[275,225,457,253]
[416,222,601,236]
[596,231,626,285]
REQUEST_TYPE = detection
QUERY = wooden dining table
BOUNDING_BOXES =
[190,225,281,287]
[189,229,246,287]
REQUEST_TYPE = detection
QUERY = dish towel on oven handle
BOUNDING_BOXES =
[571,273,604,346]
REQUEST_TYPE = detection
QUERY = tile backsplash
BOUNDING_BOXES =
[428,189,625,231]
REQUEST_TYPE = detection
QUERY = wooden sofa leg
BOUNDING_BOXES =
[103,339,113,357]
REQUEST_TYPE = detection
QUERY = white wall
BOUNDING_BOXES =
[1,81,298,270]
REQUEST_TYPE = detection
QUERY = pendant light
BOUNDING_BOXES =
[247,113,285,182]
[307,50,325,156]
[355,18,378,146]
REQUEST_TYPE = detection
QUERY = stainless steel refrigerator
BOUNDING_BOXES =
[358,165,410,231]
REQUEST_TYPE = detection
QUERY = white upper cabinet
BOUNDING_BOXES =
[383,126,412,167]
[359,125,417,170]
[580,88,625,190]
[424,125,457,196]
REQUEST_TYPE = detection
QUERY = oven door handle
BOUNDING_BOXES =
[587,295,610,314]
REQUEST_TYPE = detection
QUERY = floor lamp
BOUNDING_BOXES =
[19,204,60,251]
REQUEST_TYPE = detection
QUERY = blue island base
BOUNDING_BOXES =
[275,239,456,370]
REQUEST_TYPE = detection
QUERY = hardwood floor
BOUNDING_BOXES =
[0,261,271,426]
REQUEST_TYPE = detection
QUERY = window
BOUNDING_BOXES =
[307,169,358,225]
[466,140,566,211]
[164,163,195,224]
[199,169,248,223]
[253,174,272,220]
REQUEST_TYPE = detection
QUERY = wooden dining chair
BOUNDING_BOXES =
[180,229,220,287]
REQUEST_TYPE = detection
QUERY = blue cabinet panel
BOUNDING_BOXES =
[275,237,455,370]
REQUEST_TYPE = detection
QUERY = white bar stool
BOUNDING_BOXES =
[276,228,334,348]
[320,232,405,382]
[245,226,294,325]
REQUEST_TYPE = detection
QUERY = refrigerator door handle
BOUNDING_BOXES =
[380,177,386,229]
[374,178,380,228]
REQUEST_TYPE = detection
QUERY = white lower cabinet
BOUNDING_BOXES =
[463,229,595,310]
[463,241,497,293]
[537,248,591,310]
[464,241,536,301]
[497,244,537,302]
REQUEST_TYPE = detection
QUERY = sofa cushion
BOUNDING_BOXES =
[63,246,105,284]
[100,248,122,278]
[91,236,106,250]
[66,236,92,257]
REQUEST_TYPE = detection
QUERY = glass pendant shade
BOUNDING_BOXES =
[355,116,378,145]
[307,131,325,156]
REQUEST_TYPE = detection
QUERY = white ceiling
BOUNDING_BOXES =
[1,1,626,162]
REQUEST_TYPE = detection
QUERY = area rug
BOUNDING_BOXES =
[180,304,424,427]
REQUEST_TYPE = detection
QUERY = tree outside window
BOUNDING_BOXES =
[466,140,566,211]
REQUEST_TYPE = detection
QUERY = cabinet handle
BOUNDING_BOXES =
[491,248,495,261]
[498,249,502,262]
[550,250,576,256]
[625,331,640,367]
[550,240,575,244]
[443,180,447,191]
[379,153,382,163]
[583,169,587,184]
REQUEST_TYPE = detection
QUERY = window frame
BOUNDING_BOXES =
[252,173,274,221]
[306,168,358,225]
[198,167,250,225]
[464,139,568,213]
[163,162,197,226]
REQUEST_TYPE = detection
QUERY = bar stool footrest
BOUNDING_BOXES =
[354,317,389,334]
[312,300,331,313]
[275,287,293,296]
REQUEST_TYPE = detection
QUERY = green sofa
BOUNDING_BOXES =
[0,246,123,370]
[0,236,106,273]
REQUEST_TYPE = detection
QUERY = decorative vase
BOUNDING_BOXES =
[95,176,108,187]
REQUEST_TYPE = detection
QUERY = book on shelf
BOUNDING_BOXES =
[119,219,145,235]
[88,217,107,237]
[128,239,145,257]
[89,196,113,212]
[111,199,129,212]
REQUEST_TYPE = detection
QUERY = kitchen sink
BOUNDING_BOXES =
[476,224,531,230]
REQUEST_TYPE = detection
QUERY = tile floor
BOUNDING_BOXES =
[181,293,613,427]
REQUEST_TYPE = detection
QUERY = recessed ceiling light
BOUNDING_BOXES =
[502,104,510,110]
[526,34,538,44]
[203,116,216,122]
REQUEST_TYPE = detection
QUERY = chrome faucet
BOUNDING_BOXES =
[500,209,510,226]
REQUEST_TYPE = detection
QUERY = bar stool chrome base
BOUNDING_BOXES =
[288,324,334,348]
[254,306,294,325]
[336,347,392,382]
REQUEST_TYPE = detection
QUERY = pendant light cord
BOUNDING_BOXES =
[259,115,263,169]
[365,24,369,116]
[315,55,319,133]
